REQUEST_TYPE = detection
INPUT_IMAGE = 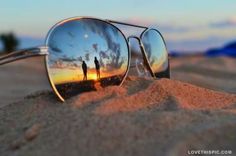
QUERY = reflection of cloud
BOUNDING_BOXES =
[69,43,74,47]
[77,56,83,62]
[60,57,77,62]
[85,53,90,61]
[50,54,83,69]
[99,57,105,68]
[51,60,63,68]
[68,31,75,38]
[99,51,109,59]
[98,45,125,72]
[105,43,125,71]
[93,43,98,52]
[81,19,126,71]
[49,19,127,74]
[142,42,155,66]
[50,58,81,70]
[72,63,79,67]
[82,19,121,51]
[50,46,62,53]
[60,55,77,62]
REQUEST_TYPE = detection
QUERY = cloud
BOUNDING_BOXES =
[117,17,236,51]
[210,17,236,28]
[166,35,236,52]
[118,18,194,33]
[119,17,236,36]
[156,24,191,33]
[14,17,236,54]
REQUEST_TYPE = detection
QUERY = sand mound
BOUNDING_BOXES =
[158,79,236,109]
[72,86,127,108]
[70,77,236,115]
[94,79,169,115]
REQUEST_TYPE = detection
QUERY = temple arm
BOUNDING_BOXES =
[0,46,48,65]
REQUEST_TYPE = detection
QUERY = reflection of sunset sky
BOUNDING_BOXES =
[51,65,127,84]
[47,19,128,84]
[129,38,145,66]
[142,30,168,72]
[49,21,108,67]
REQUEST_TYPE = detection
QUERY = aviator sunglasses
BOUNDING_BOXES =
[0,17,170,102]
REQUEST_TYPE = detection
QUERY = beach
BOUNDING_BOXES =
[0,56,236,156]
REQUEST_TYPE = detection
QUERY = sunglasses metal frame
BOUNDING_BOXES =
[45,17,132,102]
[0,16,170,102]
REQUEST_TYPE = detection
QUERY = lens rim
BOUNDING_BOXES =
[44,17,131,102]
[140,28,170,78]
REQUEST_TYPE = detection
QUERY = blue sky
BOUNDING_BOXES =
[0,0,236,51]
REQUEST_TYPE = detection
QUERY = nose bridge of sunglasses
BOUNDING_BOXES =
[127,36,154,78]
[106,20,149,38]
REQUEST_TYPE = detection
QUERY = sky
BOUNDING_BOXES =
[0,0,236,52]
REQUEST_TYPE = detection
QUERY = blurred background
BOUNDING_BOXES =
[0,0,235,55]
[0,0,236,105]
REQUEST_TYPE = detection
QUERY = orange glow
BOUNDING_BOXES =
[88,73,98,81]
[152,53,168,72]
[51,66,126,85]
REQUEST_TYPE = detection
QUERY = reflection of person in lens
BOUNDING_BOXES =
[82,60,87,81]
[94,57,100,80]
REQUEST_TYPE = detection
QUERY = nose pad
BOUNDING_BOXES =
[135,59,151,77]
[127,37,152,78]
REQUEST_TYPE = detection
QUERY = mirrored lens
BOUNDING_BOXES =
[128,37,152,78]
[46,18,129,100]
[141,29,170,78]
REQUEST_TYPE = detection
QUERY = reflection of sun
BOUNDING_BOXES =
[84,34,88,39]
[51,65,128,84]
[88,73,97,81]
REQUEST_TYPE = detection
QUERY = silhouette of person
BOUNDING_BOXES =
[94,57,100,80]
[82,61,87,81]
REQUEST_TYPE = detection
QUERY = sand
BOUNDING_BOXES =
[0,57,50,106]
[0,56,236,156]
[171,55,236,94]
